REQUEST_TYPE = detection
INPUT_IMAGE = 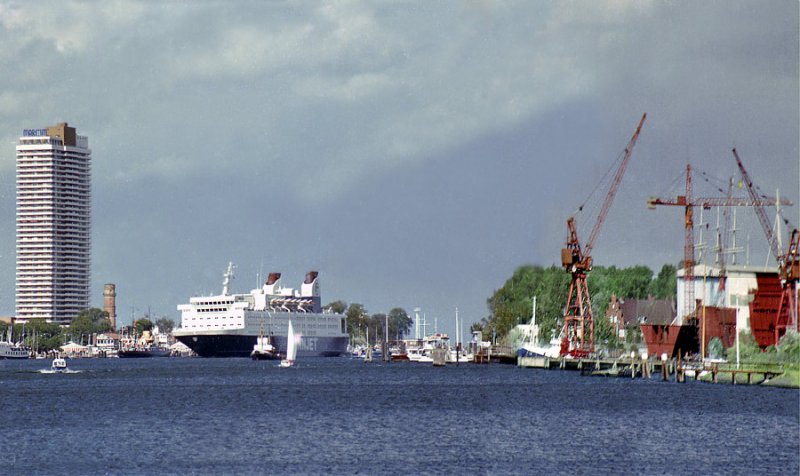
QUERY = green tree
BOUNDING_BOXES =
[388,308,412,340]
[68,308,112,344]
[324,300,347,314]
[155,317,175,334]
[134,318,154,335]
[22,319,64,353]
[345,303,369,341]
[486,265,570,343]
[368,313,387,344]
[648,264,677,299]
[485,263,680,352]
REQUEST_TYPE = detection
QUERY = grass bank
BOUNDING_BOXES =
[698,363,799,388]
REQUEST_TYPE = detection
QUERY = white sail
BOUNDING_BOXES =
[280,320,297,367]
[286,320,297,361]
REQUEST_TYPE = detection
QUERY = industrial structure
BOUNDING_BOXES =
[647,164,791,323]
[15,123,91,323]
[559,113,646,357]
[733,149,799,345]
[104,283,117,330]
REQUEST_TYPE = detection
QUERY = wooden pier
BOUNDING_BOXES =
[518,354,786,384]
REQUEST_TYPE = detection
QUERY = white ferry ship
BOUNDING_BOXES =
[173,264,349,358]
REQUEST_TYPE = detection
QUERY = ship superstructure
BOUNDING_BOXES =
[174,264,348,357]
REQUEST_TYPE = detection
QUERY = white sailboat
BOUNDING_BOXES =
[517,296,561,359]
[279,320,297,368]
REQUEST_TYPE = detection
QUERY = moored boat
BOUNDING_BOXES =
[118,346,171,358]
[0,341,31,359]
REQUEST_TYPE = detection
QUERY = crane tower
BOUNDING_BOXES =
[559,113,647,357]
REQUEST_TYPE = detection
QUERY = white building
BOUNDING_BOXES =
[676,264,777,332]
[15,123,91,323]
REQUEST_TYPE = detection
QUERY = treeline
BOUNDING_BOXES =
[325,301,413,345]
[481,264,677,345]
[0,308,176,353]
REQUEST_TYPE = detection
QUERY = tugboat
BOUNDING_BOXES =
[251,325,280,360]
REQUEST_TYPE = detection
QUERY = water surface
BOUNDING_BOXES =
[1,358,797,475]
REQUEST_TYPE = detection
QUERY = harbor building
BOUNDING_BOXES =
[15,123,91,324]
[676,264,777,333]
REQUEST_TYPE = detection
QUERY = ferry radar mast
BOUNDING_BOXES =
[222,262,236,296]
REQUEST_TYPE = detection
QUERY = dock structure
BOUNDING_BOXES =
[518,354,786,384]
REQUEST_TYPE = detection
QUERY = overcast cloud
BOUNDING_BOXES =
[0,1,797,335]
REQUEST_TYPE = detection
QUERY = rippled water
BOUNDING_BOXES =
[1,357,797,475]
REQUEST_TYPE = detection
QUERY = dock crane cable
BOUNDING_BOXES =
[647,164,791,322]
[731,148,799,338]
[559,113,647,358]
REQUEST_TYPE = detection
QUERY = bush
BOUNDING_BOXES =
[777,330,800,363]
[707,337,725,359]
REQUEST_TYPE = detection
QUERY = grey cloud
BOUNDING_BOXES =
[0,1,796,333]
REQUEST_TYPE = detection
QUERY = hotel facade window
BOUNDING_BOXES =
[15,123,91,324]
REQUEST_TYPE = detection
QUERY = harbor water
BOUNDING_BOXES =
[1,357,798,475]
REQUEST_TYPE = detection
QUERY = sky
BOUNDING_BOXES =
[0,1,798,337]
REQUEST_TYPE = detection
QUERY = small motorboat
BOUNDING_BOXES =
[51,358,68,373]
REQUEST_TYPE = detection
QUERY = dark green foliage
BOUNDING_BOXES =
[648,264,678,299]
[134,318,154,335]
[20,320,63,353]
[707,337,725,359]
[339,303,411,344]
[67,308,113,344]
[484,263,677,348]
[155,317,175,334]
[324,300,347,314]
[777,330,800,362]
[345,303,369,338]
[364,308,413,343]
[485,265,570,343]
[388,308,412,340]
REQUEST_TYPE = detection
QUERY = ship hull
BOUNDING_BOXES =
[0,343,31,359]
[640,323,699,359]
[118,348,171,358]
[748,272,790,349]
[176,333,348,358]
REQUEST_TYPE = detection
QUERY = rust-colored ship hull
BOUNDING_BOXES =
[749,273,789,349]
[641,306,736,358]
[640,323,698,358]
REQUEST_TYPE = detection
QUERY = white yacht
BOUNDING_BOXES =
[0,328,30,360]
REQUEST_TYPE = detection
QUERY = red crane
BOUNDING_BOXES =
[732,148,799,341]
[560,113,647,357]
[647,165,791,321]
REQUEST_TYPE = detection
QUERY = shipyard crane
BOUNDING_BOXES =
[647,164,792,322]
[732,148,799,341]
[559,113,647,357]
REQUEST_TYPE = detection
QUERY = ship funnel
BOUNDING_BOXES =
[301,271,319,297]
[264,272,282,295]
